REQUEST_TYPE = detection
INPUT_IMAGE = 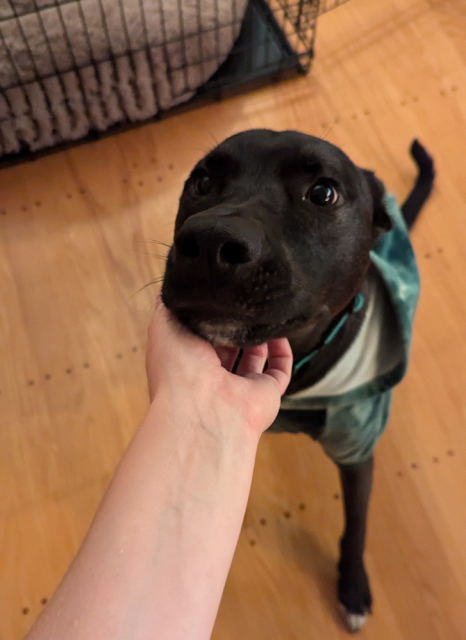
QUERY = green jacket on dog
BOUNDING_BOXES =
[270,192,420,466]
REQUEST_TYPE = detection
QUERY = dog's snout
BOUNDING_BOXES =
[174,216,263,273]
[176,233,200,260]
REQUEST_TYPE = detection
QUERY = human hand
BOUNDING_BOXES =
[146,300,292,440]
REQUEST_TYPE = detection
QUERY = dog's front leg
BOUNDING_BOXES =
[337,456,373,633]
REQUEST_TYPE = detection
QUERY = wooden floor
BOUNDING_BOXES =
[2,0,466,638]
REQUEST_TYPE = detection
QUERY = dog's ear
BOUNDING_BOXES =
[363,170,392,241]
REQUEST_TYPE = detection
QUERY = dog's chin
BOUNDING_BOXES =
[184,314,310,348]
[164,291,313,347]
[197,320,250,347]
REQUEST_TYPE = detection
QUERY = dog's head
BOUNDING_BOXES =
[162,129,391,346]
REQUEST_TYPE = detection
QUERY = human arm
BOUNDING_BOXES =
[26,303,292,640]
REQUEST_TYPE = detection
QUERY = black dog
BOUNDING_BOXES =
[162,130,434,632]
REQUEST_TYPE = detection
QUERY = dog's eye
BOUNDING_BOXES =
[194,173,212,196]
[306,181,339,206]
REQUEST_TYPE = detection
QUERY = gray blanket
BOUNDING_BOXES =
[0,0,248,155]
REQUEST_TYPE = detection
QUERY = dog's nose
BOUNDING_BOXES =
[174,216,263,273]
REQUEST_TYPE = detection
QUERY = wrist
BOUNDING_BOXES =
[135,390,259,528]
[145,385,262,452]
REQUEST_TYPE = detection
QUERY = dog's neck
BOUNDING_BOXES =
[285,274,371,395]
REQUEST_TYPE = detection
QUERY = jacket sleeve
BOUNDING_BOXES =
[317,391,392,466]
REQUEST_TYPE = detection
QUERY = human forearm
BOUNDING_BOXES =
[26,393,259,640]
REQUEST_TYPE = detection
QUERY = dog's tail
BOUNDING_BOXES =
[401,139,435,230]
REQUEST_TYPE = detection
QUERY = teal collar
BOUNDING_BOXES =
[293,293,365,375]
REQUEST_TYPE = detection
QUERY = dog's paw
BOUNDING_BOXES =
[338,605,367,633]
[338,560,372,633]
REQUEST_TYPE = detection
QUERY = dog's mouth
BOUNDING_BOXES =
[161,250,310,346]
[168,303,308,347]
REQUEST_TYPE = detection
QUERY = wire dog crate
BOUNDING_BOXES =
[0,0,350,164]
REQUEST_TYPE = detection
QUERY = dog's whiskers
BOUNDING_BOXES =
[196,128,219,153]
[135,236,171,249]
[321,121,336,141]
[131,279,164,299]
[134,250,168,261]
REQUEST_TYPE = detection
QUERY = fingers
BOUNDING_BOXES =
[232,339,292,396]
[215,346,240,372]
[235,344,268,376]
[262,338,293,395]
